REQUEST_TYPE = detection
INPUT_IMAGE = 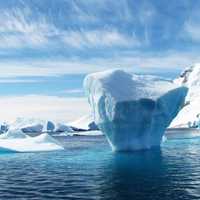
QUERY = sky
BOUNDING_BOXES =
[0,0,200,122]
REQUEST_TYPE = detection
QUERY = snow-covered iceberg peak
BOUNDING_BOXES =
[84,69,188,151]
[170,64,200,128]
[174,63,200,101]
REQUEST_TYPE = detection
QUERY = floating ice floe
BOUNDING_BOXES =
[0,129,63,153]
[84,69,188,151]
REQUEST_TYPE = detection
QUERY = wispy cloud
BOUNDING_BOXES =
[0,0,198,75]
[0,51,198,78]
[137,1,156,45]
[0,7,54,48]
[0,78,43,83]
[0,4,140,50]
[62,29,140,48]
[181,4,200,42]
[70,0,135,24]
[60,89,84,95]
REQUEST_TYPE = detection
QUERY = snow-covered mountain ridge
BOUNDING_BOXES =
[171,64,200,128]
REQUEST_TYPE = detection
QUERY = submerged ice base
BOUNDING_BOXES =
[84,70,188,151]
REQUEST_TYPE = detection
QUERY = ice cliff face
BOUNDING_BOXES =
[84,69,188,151]
[171,64,200,128]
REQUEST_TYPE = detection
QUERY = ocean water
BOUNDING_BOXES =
[0,135,200,200]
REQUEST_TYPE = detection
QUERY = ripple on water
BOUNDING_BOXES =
[0,136,199,199]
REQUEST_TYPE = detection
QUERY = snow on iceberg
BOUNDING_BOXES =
[0,129,27,139]
[10,118,45,134]
[69,114,99,131]
[10,118,57,135]
[21,124,43,134]
[84,69,188,151]
[55,123,73,133]
[170,64,200,128]
[0,130,63,153]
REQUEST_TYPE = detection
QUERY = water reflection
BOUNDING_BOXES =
[99,148,192,200]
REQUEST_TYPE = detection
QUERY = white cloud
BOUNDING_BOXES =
[0,51,198,77]
[0,4,140,49]
[0,95,90,123]
[60,89,84,95]
[0,78,43,83]
[71,0,134,24]
[0,60,104,77]
[0,34,48,49]
[0,7,56,48]
[62,29,140,48]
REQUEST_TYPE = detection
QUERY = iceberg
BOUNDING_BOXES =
[0,122,9,133]
[10,118,57,135]
[69,114,99,131]
[84,69,188,151]
[0,129,27,139]
[10,118,45,136]
[47,121,55,132]
[0,130,63,152]
[55,123,73,133]
[21,124,43,134]
[170,64,200,128]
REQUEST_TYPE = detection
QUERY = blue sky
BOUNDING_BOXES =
[1,0,200,75]
[0,0,199,122]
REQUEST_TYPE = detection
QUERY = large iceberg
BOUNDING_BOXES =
[84,69,188,151]
[170,64,200,128]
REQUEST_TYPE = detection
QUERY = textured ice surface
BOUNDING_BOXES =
[10,118,45,133]
[84,69,188,151]
[171,64,200,128]
[70,115,98,131]
[47,121,55,132]
[10,118,57,134]
[55,123,73,133]
[21,124,43,133]
[0,129,27,139]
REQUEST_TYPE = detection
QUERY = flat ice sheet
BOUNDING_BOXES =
[0,132,64,153]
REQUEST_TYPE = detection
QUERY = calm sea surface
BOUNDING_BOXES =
[0,135,200,200]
